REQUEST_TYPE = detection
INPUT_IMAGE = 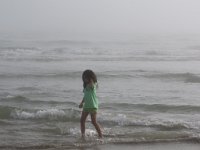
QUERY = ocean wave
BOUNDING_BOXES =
[0,46,70,62]
[0,71,82,79]
[104,136,200,145]
[0,95,78,106]
[70,128,200,147]
[0,47,42,58]
[145,50,166,56]
[189,45,200,50]
[145,72,200,83]
[1,71,199,83]
[98,113,194,130]
[35,40,92,45]
[0,56,71,62]
[0,120,12,125]
[0,106,15,119]
[100,103,200,113]
[12,108,80,121]
[0,46,41,51]
[0,105,197,130]
[0,106,80,121]
[1,95,29,102]
[0,70,145,79]
[1,102,200,130]
[15,87,39,91]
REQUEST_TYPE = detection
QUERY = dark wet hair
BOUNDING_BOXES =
[82,69,97,88]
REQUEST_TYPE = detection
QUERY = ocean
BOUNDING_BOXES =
[0,34,200,149]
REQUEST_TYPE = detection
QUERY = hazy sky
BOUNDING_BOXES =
[0,0,200,37]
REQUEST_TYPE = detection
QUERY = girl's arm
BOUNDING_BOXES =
[79,99,84,108]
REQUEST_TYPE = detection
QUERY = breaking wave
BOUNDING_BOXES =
[1,104,200,130]
[0,106,80,121]
[145,72,200,83]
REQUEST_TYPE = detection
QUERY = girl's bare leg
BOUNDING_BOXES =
[91,113,103,138]
[80,111,89,137]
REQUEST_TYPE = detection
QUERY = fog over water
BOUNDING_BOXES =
[0,0,200,39]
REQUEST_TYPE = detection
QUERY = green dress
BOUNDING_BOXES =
[83,83,98,113]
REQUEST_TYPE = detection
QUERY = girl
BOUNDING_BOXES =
[79,70,102,138]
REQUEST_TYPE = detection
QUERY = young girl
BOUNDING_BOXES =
[79,70,102,138]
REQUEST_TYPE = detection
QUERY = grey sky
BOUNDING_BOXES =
[0,0,200,36]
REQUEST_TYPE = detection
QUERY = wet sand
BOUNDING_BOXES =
[84,143,200,150]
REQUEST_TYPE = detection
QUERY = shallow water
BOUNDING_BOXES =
[0,34,200,148]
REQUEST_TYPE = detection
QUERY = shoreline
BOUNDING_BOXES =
[1,142,200,150]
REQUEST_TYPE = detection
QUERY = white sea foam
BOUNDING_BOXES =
[11,108,66,120]
[68,128,97,137]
